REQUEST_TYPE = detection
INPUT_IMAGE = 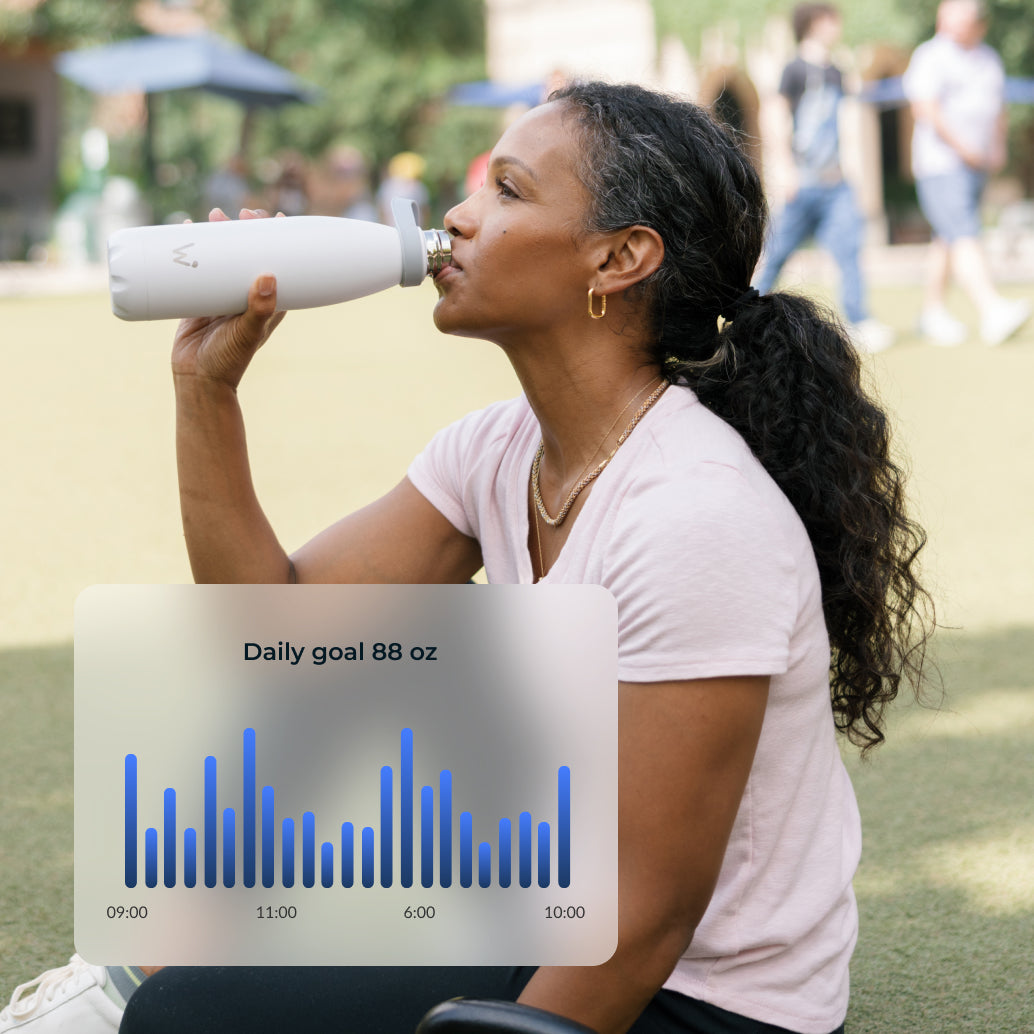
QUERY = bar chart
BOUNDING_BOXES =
[75,584,618,965]
[123,727,572,892]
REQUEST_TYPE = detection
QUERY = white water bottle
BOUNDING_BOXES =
[107,197,452,321]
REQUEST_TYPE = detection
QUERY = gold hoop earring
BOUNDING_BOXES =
[588,287,606,320]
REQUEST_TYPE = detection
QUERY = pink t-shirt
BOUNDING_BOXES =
[408,386,860,1033]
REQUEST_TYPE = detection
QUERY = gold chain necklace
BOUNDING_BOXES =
[531,379,668,530]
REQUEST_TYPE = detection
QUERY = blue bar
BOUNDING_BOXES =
[380,766,393,887]
[163,788,176,888]
[558,767,571,888]
[261,787,275,888]
[362,827,375,888]
[302,812,316,888]
[124,754,137,888]
[243,729,256,888]
[321,842,334,888]
[222,809,235,887]
[498,818,512,888]
[518,812,532,888]
[478,842,491,888]
[184,828,197,887]
[460,812,473,888]
[420,786,433,888]
[282,818,295,887]
[401,729,413,888]
[538,822,550,888]
[204,756,217,888]
[144,827,158,888]
[341,823,354,887]
[440,770,452,888]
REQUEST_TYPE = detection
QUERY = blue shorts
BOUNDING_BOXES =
[916,169,987,242]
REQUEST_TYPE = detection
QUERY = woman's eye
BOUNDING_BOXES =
[496,178,518,199]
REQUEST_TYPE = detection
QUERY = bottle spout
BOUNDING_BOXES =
[423,228,452,277]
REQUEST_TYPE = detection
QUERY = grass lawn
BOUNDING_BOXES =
[1,279,1032,1030]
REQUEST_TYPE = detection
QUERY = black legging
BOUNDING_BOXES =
[118,965,840,1034]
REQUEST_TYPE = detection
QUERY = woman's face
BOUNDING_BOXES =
[432,101,601,343]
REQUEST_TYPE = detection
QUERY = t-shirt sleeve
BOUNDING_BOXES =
[603,462,798,683]
[406,410,483,539]
[902,42,940,102]
[779,58,806,111]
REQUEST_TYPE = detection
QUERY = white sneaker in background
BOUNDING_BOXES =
[0,956,123,1032]
[849,318,895,354]
[917,306,968,347]
[981,297,1031,347]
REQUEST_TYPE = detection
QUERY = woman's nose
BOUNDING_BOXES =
[444,194,477,239]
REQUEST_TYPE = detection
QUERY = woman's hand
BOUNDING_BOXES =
[171,208,287,389]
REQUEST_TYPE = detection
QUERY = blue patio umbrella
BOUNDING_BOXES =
[55,32,318,108]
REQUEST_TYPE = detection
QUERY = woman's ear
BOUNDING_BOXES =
[594,225,664,294]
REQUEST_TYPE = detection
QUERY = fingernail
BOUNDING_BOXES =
[257,276,274,297]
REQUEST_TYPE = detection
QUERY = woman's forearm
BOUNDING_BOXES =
[175,371,293,584]
[516,922,693,1034]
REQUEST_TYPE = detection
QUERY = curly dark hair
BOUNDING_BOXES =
[553,80,934,752]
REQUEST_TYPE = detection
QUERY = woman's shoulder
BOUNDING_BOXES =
[618,386,807,552]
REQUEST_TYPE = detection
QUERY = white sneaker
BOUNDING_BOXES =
[849,318,895,354]
[0,956,123,1032]
[981,297,1031,346]
[917,306,967,347]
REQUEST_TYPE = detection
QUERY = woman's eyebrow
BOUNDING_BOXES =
[490,155,538,181]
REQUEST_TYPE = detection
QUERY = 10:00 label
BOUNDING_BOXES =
[544,906,585,919]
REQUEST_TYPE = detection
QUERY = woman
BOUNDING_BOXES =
[4,82,931,1034]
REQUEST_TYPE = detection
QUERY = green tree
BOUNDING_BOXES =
[2,0,497,218]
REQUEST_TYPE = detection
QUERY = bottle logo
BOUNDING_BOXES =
[173,243,199,269]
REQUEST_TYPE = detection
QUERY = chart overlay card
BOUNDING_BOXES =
[74,584,617,965]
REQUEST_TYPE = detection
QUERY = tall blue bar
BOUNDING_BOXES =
[460,812,473,888]
[222,809,235,887]
[243,729,256,888]
[261,787,275,888]
[518,811,532,888]
[440,770,452,888]
[498,818,512,888]
[302,812,316,888]
[204,756,217,888]
[163,788,176,888]
[401,729,413,888]
[537,822,550,888]
[558,767,571,888]
[282,818,295,887]
[184,828,197,887]
[420,786,433,888]
[341,823,354,887]
[321,843,334,888]
[361,827,375,888]
[478,842,492,888]
[124,754,137,888]
[380,766,393,887]
[144,828,158,888]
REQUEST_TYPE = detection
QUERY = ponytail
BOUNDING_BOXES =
[554,79,935,752]
[667,292,933,752]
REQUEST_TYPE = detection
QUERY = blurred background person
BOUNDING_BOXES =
[754,2,895,355]
[268,150,309,217]
[309,144,377,221]
[377,150,430,226]
[903,0,1031,346]
[202,153,251,217]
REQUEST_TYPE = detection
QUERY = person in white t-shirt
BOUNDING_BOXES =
[2,84,934,1034]
[903,0,1031,346]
